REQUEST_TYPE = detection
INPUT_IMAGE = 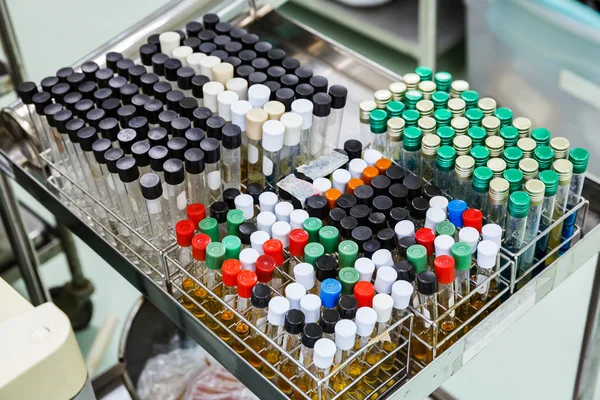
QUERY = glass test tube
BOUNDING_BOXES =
[294,323,323,400]
[246,108,268,186]
[184,148,207,206]
[262,296,291,380]
[222,124,242,190]
[231,100,253,183]
[331,319,356,395]
[291,99,313,166]
[278,309,305,395]
[163,159,188,228]
[487,178,509,230]
[370,109,387,154]
[546,160,573,264]
[517,180,544,282]
[309,92,332,160]
[247,283,271,370]
[535,170,559,263]
[326,85,347,153]
[347,307,376,398]
[402,127,423,178]
[262,120,285,185]
[280,112,303,177]
[140,173,173,267]
[560,148,588,253]
[200,138,224,205]
[412,271,438,364]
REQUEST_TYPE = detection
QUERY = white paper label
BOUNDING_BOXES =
[476,274,490,295]
[422,308,431,328]
[177,190,187,210]
[207,171,221,190]
[257,316,267,333]
[147,198,162,214]
[224,294,236,306]
[262,156,273,176]
[162,182,168,200]
[129,196,139,214]
[248,144,259,163]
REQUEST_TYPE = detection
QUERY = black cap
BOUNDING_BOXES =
[394,260,416,283]
[403,174,422,200]
[372,195,393,217]
[128,65,147,86]
[336,194,357,212]
[199,42,217,55]
[302,323,322,348]
[159,110,178,133]
[295,83,314,100]
[202,13,219,31]
[140,172,163,200]
[246,183,263,205]
[251,58,269,73]
[343,140,362,161]
[423,184,442,201]
[86,108,106,128]
[191,75,210,99]
[253,41,272,57]
[167,137,188,160]
[179,98,198,121]
[417,271,437,295]
[117,128,137,154]
[147,34,161,52]
[305,195,328,220]
[294,67,313,84]
[210,201,229,223]
[95,68,114,89]
[267,66,285,82]
[105,52,123,71]
[224,41,242,57]
[282,57,300,74]
[152,53,169,77]
[267,48,286,66]
[223,188,240,210]
[398,237,416,258]
[316,255,338,282]
[139,43,158,66]
[53,110,74,134]
[251,283,271,308]
[149,145,169,172]
[222,124,241,150]
[223,56,241,68]
[200,137,220,163]
[312,92,332,117]
[176,67,195,92]
[66,73,85,92]
[235,64,255,80]
[192,106,212,130]
[275,88,294,111]
[129,116,149,140]
[93,88,112,106]
[213,35,231,51]
[17,82,38,104]
[183,37,201,52]
[410,197,429,220]
[43,103,63,127]
[116,156,140,183]
[310,76,329,94]
[148,127,168,147]
[166,90,185,113]
[280,74,299,90]
[354,185,374,206]
[371,176,391,197]
[131,141,151,168]
[340,216,358,239]
[108,76,127,96]
[230,27,247,41]
[239,50,257,66]
[239,222,257,245]
[284,309,305,334]
[186,20,203,37]
[77,81,97,100]
[32,92,52,114]
[328,208,346,229]
[63,92,83,112]
[216,21,234,36]
[164,58,182,82]
[141,73,159,96]
[171,117,191,138]
[368,212,386,232]
[363,239,381,259]
[65,118,85,143]
[389,183,409,207]
[264,81,281,100]
[390,207,409,227]
[99,117,120,141]
[184,148,205,174]
[91,138,112,163]
[351,225,372,247]
[338,295,358,320]
[377,228,397,250]
[76,126,99,151]
[248,72,267,86]
[185,127,205,148]
[132,93,150,115]
[241,33,259,49]
[81,61,99,81]
[51,83,70,104]
[41,76,59,92]
[56,67,74,82]
[320,309,340,334]
[144,99,164,124]
[206,116,225,141]
[163,158,185,185]
[116,59,135,77]
[100,97,120,118]
[105,147,125,173]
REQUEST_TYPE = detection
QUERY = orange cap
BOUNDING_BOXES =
[324,188,342,210]
[346,178,364,195]
[375,158,393,174]
[361,166,379,186]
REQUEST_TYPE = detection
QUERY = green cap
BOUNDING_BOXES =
[407,244,428,274]
[206,242,225,270]
[499,126,519,147]
[319,226,339,254]
[415,66,433,81]
[503,147,524,169]
[503,168,524,193]
[227,209,245,236]
[339,267,360,295]
[436,221,456,237]
[437,126,456,146]
[494,107,513,126]
[405,90,423,108]
[434,108,452,126]
[369,109,388,134]
[222,235,241,260]
[531,127,551,146]
[472,166,494,193]
[436,145,457,171]
[402,109,420,126]
[451,242,472,271]
[200,217,220,243]
[303,217,323,243]
[467,126,487,147]
[569,148,589,174]
[338,240,359,269]
[465,108,484,127]
[460,90,479,108]
[434,71,452,91]
[538,169,559,197]
[534,146,555,171]
[403,126,422,151]
[431,91,450,109]
[304,242,325,267]
[386,100,405,118]
[508,191,530,218]
[470,145,490,167]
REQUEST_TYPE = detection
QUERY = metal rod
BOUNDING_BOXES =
[0,0,26,88]
[418,0,437,70]
[55,224,86,287]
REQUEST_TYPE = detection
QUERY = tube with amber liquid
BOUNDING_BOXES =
[261,296,290,381]
[188,234,211,320]
[293,323,323,400]
[412,271,438,365]
[203,242,225,331]
[380,280,413,371]
[278,309,305,395]
[247,283,271,371]
[347,307,377,399]
[433,255,456,354]
[218,259,243,344]
[331,319,357,398]
[233,270,258,356]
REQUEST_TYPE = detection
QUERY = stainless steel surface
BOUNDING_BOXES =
[0,0,26,89]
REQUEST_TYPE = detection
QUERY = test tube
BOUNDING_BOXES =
[518,180,544,282]
[487,178,509,230]
[163,159,188,228]
[231,100,253,183]
[291,99,313,166]
[546,159,573,264]
[184,148,207,206]
[140,173,172,265]
[326,85,347,152]
[200,138,224,205]
[222,124,242,190]
[535,170,559,262]
[246,108,268,185]
[561,148,589,253]
[309,92,332,159]
[262,120,285,184]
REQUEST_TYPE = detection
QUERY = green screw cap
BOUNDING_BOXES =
[503,168,524,193]
[503,147,524,169]
[386,100,405,118]
[451,242,472,271]
[472,166,494,193]
[461,90,479,108]
[222,235,241,260]
[434,71,452,92]
[508,191,530,218]
[415,66,433,81]
[569,148,589,174]
[339,267,360,295]
[465,108,484,127]
[304,242,325,267]
[431,91,450,109]
[437,126,456,146]
[338,240,359,269]
[407,244,428,274]
[206,242,225,270]
[402,109,420,127]
[436,145,457,171]
[539,169,559,197]
[434,108,452,126]
[531,127,551,146]
[494,107,513,126]
[369,109,388,134]
[303,217,323,243]
[470,145,491,167]
[200,217,220,243]
[499,126,519,147]
[319,226,339,254]
[468,126,487,147]
[534,146,555,171]
[405,90,423,109]
[436,221,456,237]
[403,126,422,151]
[227,209,245,236]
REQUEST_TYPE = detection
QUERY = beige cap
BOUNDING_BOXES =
[359,100,377,123]
[418,81,436,98]
[403,73,420,89]
[389,81,407,100]
[517,137,537,158]
[453,135,472,156]
[264,101,285,121]
[550,137,570,159]
[421,133,441,155]
[489,177,510,203]
[525,179,545,205]
[513,117,532,138]
[226,77,248,101]
[482,116,501,135]
[450,80,469,98]
[553,159,573,183]
[487,157,507,178]
[448,98,466,114]
[519,158,539,180]
[455,155,475,178]
[172,46,193,66]
[202,81,225,113]
[478,97,497,115]
[246,108,268,141]
[387,117,405,141]
[374,90,392,109]
[418,116,436,134]
[416,99,434,116]
[451,116,469,134]
[213,62,234,85]
[485,136,505,157]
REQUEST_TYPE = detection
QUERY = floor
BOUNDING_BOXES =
[2,0,597,399]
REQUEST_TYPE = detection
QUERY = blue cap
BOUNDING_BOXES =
[320,278,342,308]
[447,199,468,228]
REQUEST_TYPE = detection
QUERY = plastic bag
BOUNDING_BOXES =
[182,361,259,400]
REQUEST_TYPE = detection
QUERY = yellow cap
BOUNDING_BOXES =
[246,108,269,141]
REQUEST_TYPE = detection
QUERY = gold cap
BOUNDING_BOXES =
[416,99,434,116]
[359,100,377,123]
[389,81,407,100]
[478,97,497,114]
[417,116,436,133]
[487,157,507,177]
[513,117,532,137]
[450,80,469,98]
[453,135,472,156]
[489,177,510,203]
[403,73,420,89]
[421,133,441,155]
[451,116,469,134]
[246,108,269,140]
[553,159,573,183]
[517,137,537,157]
[519,158,539,180]
[482,116,501,135]
[418,80,436,96]
[525,179,545,205]
[485,135,505,157]
[263,101,285,121]
[387,117,405,141]
[212,62,234,85]
[550,137,570,159]
[454,155,475,178]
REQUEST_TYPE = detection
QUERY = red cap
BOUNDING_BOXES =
[175,220,195,247]
[192,233,211,261]
[222,259,243,287]
[354,281,375,308]
[289,229,309,257]
[263,239,284,266]
[415,228,435,256]
[255,254,276,283]
[463,208,483,233]
[186,203,206,227]
[434,255,455,284]
[237,270,258,298]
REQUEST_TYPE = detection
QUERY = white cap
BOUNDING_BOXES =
[250,231,270,254]
[267,296,290,325]
[187,53,207,75]
[395,220,415,240]
[275,201,294,222]
[217,90,239,122]
[300,294,321,323]
[259,191,278,213]
[294,262,315,291]
[313,338,336,369]
[313,177,332,195]
[285,282,306,310]
[199,56,221,80]
[159,31,180,57]
[425,208,446,231]
[355,258,375,282]
[335,320,357,351]
[391,281,414,310]
[374,266,397,294]
[256,212,276,236]
[482,223,502,248]
[226,77,249,101]
[332,169,351,193]
[262,120,285,152]
[290,209,309,229]
[434,235,455,257]
[429,196,449,215]
[281,112,303,146]
[373,293,394,322]
[349,158,368,179]
[363,149,383,166]
[248,84,271,108]
[477,240,499,270]
[234,193,254,220]
[355,307,377,337]
[172,46,193,66]
[231,100,253,131]
[459,227,480,254]
[291,99,313,130]
[272,221,291,248]
[202,81,224,113]
[239,248,259,271]
[372,249,394,270]
[213,62,234,85]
